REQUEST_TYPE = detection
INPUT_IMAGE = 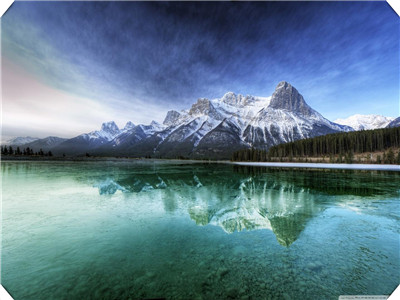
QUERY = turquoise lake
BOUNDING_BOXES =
[1,160,399,299]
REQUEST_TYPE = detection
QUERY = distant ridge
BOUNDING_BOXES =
[334,114,394,131]
[5,136,39,146]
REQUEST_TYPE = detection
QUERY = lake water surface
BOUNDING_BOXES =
[2,161,399,299]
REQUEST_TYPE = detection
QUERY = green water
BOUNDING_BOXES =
[1,161,399,299]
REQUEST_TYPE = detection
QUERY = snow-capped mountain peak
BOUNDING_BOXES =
[189,98,212,115]
[135,121,166,137]
[150,121,165,132]
[124,121,136,130]
[150,120,162,127]
[220,92,261,108]
[101,121,120,134]
[269,81,313,116]
[6,136,40,146]
[334,114,395,131]
[77,121,122,143]
[163,110,181,126]
[221,92,240,106]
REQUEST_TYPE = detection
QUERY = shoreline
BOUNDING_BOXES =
[0,156,222,164]
[1,156,400,171]
[231,161,400,171]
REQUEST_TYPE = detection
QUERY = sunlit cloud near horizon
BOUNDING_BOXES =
[1,58,166,142]
[1,1,399,140]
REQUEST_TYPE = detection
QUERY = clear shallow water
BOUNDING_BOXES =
[1,160,399,300]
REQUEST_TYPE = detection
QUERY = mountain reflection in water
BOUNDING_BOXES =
[2,161,399,300]
[91,164,399,247]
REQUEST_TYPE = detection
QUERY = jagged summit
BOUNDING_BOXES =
[269,81,313,116]
[276,81,291,89]
[150,120,158,126]
[163,110,181,126]
[188,98,223,120]
[221,92,239,105]
[189,98,212,115]
[124,121,135,130]
[220,92,257,107]
[101,121,120,134]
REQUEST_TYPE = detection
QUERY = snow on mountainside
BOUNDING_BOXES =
[51,121,125,154]
[52,120,165,155]
[6,136,39,146]
[138,121,165,136]
[124,121,135,130]
[386,117,400,128]
[82,121,121,142]
[99,81,353,159]
[334,114,395,131]
[23,136,67,151]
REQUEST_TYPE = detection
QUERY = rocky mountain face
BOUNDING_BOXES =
[334,114,395,131]
[9,82,357,159]
[163,110,181,126]
[268,81,314,116]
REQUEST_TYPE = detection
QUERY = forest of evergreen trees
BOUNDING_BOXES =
[232,127,400,164]
[1,146,53,157]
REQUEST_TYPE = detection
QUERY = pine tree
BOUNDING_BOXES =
[387,148,395,164]
[345,151,354,164]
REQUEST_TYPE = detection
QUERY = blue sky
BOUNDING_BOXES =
[2,1,399,139]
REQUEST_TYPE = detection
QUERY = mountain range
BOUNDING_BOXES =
[5,81,399,159]
[334,114,395,131]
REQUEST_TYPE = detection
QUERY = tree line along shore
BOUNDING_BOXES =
[1,146,53,157]
[232,127,400,164]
